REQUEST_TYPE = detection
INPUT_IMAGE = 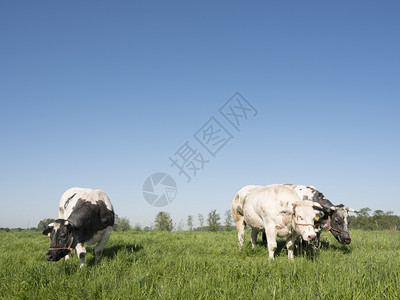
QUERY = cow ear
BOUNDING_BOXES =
[42,223,54,236]
[65,221,75,231]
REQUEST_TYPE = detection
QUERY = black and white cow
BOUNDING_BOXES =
[286,184,357,244]
[262,184,356,245]
[43,187,115,267]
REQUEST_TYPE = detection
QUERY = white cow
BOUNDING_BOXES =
[232,184,323,259]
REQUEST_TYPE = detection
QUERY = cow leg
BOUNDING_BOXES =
[237,221,246,247]
[75,243,86,268]
[251,228,259,248]
[233,212,246,247]
[262,232,267,244]
[94,227,112,263]
[265,224,277,259]
[286,236,296,260]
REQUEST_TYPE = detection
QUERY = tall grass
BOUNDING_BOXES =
[0,230,399,299]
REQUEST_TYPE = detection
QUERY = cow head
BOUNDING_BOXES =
[42,219,76,261]
[292,201,324,241]
[325,205,356,245]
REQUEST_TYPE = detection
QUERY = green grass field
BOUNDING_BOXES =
[0,229,399,299]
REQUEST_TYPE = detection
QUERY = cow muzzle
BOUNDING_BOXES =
[307,234,317,241]
[46,251,61,262]
[338,235,351,245]
[45,249,70,261]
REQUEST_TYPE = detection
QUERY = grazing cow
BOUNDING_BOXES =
[285,184,356,245]
[232,184,323,259]
[43,187,115,267]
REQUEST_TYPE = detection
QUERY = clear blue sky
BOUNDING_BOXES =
[1,1,399,228]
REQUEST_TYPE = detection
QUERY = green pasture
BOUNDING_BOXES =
[0,230,399,299]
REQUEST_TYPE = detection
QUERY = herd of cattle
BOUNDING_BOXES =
[43,184,356,266]
[232,184,356,259]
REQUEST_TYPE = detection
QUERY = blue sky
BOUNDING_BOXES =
[1,1,399,228]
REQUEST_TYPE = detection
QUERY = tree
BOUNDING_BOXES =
[350,210,400,231]
[133,223,142,231]
[224,210,233,231]
[176,219,185,231]
[373,210,385,217]
[356,207,371,217]
[198,213,204,231]
[37,218,56,231]
[114,215,132,231]
[207,210,221,232]
[154,212,173,232]
[187,215,194,231]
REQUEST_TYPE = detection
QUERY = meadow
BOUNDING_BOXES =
[0,229,399,299]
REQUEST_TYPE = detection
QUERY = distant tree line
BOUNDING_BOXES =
[1,218,55,233]
[111,210,235,232]
[350,208,400,230]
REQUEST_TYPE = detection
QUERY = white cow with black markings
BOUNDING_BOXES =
[43,187,115,267]
[232,184,323,259]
